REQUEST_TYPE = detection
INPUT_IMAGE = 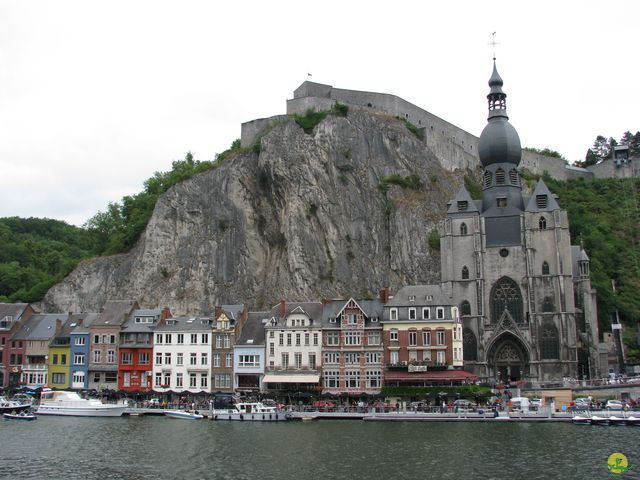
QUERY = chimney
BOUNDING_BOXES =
[379,287,390,304]
[215,306,222,319]
[279,299,286,318]
[160,307,172,321]
[321,298,330,306]
[55,319,62,335]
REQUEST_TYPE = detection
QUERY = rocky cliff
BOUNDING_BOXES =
[43,108,471,314]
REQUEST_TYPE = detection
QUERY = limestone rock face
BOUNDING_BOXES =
[43,108,468,314]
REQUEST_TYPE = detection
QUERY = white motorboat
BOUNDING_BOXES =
[609,416,627,426]
[212,402,289,421]
[4,411,37,421]
[589,415,610,426]
[0,396,31,414]
[572,415,591,425]
[164,410,204,420]
[37,390,127,417]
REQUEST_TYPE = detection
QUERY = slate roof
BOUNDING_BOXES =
[93,300,138,327]
[221,304,244,320]
[0,303,31,322]
[70,313,99,334]
[571,245,590,279]
[12,313,69,341]
[153,317,213,333]
[236,312,268,346]
[525,180,561,212]
[269,301,323,327]
[321,298,384,327]
[386,285,451,307]
[121,308,164,333]
[447,187,480,215]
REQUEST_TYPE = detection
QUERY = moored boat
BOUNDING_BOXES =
[164,410,204,420]
[626,416,640,426]
[212,402,289,421]
[0,397,32,414]
[572,415,591,425]
[4,411,37,421]
[609,416,627,426]
[589,415,610,426]
[37,389,127,417]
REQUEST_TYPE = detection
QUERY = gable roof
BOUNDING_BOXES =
[447,186,480,215]
[525,179,561,212]
[12,313,69,341]
[70,313,99,334]
[321,298,384,327]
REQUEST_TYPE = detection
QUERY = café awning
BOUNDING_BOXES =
[262,374,321,384]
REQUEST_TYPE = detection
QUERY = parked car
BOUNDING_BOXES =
[453,399,476,411]
[606,400,624,410]
[573,398,591,410]
[312,401,336,409]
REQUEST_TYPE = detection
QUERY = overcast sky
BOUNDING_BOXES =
[1,1,638,226]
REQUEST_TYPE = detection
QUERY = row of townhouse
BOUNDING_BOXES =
[0,283,471,394]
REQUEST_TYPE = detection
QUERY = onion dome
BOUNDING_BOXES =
[478,62,521,167]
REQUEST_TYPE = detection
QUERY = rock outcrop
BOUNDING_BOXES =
[42,108,472,314]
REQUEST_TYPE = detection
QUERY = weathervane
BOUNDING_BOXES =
[490,32,499,61]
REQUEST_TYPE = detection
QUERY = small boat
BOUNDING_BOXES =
[164,410,204,420]
[0,397,32,414]
[625,416,640,426]
[37,389,127,417]
[590,415,610,426]
[609,416,627,426]
[572,415,591,425]
[212,402,289,421]
[3,411,37,421]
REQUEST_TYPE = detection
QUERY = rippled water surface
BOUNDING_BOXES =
[1,416,639,479]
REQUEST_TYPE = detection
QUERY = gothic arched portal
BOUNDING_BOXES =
[488,334,528,383]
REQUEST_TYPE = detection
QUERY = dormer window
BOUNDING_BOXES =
[496,168,506,185]
[408,308,417,320]
[536,195,548,209]
[457,201,468,211]
[390,308,398,321]
[329,317,336,323]
[422,307,430,319]
[409,295,415,302]
[436,307,445,319]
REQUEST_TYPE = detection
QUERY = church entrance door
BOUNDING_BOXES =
[490,337,527,384]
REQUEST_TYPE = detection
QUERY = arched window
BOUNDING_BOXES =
[539,216,547,230]
[463,328,477,361]
[542,261,550,275]
[483,170,492,188]
[490,277,523,323]
[495,168,506,185]
[460,300,471,316]
[462,266,469,280]
[460,222,468,235]
[540,323,559,359]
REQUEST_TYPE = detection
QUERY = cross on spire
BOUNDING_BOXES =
[490,32,499,61]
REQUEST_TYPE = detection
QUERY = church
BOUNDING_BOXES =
[440,61,600,386]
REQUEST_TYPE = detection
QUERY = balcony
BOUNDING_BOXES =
[23,363,47,371]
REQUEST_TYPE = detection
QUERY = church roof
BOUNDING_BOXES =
[525,180,561,212]
[447,186,480,215]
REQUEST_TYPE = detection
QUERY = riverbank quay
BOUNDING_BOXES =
[287,410,575,422]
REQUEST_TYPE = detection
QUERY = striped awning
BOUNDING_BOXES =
[262,374,320,384]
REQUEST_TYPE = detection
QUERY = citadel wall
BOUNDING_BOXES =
[241,81,615,181]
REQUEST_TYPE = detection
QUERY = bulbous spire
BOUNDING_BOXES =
[478,61,521,167]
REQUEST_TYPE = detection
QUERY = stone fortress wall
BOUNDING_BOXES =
[241,81,634,181]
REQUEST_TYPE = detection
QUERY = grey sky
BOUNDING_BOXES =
[1,1,637,226]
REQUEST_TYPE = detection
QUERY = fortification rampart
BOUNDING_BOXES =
[240,81,625,181]
[587,157,640,179]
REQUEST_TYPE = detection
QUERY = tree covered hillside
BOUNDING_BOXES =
[0,217,99,303]
[545,177,640,359]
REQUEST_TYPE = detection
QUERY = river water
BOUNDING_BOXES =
[1,416,639,479]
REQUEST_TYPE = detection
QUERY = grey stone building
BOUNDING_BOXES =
[440,62,600,386]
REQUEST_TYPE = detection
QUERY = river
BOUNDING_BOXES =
[1,416,639,479]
